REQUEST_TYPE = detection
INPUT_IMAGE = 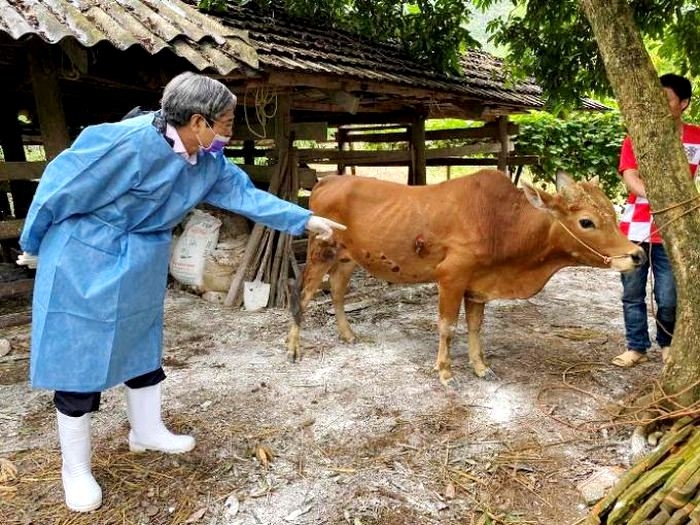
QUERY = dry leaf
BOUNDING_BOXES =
[445,481,456,500]
[255,444,274,467]
[224,493,239,517]
[0,339,10,357]
[185,507,206,523]
[0,458,18,483]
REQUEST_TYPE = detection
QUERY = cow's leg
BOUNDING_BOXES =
[465,299,494,379]
[435,285,463,386]
[329,259,358,343]
[286,239,338,362]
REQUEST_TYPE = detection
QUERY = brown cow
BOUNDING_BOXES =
[287,170,645,385]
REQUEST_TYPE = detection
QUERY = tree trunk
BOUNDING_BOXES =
[581,0,700,405]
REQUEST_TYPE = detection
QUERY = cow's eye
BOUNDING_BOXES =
[579,218,595,229]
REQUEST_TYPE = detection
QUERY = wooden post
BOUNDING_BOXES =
[27,40,71,161]
[243,139,255,165]
[497,115,510,175]
[275,94,292,193]
[410,114,427,186]
[0,86,30,221]
[337,127,348,175]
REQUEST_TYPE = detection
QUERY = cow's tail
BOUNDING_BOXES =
[289,274,304,326]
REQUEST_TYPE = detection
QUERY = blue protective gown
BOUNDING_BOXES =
[20,114,311,392]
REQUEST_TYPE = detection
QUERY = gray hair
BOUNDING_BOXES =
[161,72,237,126]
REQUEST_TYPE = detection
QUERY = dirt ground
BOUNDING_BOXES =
[0,263,665,525]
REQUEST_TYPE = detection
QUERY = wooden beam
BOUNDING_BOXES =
[0,278,33,299]
[329,90,360,114]
[426,155,539,167]
[0,310,32,329]
[425,122,519,141]
[255,73,499,121]
[292,110,417,126]
[425,142,508,159]
[27,40,71,160]
[344,131,410,143]
[497,116,510,173]
[338,123,519,144]
[241,164,317,190]
[0,161,47,182]
[0,86,33,219]
[292,155,539,168]
[337,127,348,175]
[294,142,508,164]
[0,219,24,240]
[295,149,411,164]
[410,115,426,186]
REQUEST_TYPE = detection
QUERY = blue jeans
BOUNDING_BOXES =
[621,242,676,353]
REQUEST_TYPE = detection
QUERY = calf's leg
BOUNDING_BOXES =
[329,259,358,343]
[286,238,338,361]
[465,299,492,378]
[435,284,464,386]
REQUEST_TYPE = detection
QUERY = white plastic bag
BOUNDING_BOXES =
[169,210,222,287]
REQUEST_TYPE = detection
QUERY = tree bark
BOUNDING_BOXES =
[581,0,700,405]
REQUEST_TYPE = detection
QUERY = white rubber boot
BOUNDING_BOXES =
[126,384,195,454]
[56,410,102,512]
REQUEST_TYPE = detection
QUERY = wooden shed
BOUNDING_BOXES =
[0,0,605,308]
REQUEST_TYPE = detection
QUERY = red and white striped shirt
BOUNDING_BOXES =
[618,123,700,243]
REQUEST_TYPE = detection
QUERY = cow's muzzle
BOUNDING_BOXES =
[630,249,647,267]
[610,247,646,272]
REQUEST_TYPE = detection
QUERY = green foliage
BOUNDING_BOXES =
[198,0,478,75]
[512,110,627,201]
[486,0,700,107]
[197,0,229,13]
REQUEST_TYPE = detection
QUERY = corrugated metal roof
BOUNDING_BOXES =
[0,0,259,74]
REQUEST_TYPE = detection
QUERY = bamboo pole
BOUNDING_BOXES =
[588,423,695,523]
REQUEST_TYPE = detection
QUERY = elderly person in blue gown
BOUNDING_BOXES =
[16,72,344,513]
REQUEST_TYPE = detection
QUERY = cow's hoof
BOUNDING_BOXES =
[439,371,454,387]
[440,377,455,388]
[480,368,498,381]
[286,346,301,363]
[473,364,497,380]
[340,333,358,344]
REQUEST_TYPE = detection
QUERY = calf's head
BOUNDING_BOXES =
[522,172,646,272]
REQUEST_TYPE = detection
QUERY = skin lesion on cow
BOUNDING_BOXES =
[415,234,429,257]
[287,170,646,386]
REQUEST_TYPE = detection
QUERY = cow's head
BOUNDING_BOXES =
[522,172,646,271]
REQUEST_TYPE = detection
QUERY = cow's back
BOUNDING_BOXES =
[308,171,527,283]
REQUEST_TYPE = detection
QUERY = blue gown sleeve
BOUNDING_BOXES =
[19,125,141,254]
[204,157,311,236]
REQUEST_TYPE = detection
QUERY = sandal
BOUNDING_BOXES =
[612,350,649,368]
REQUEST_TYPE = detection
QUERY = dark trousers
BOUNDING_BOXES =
[54,368,166,417]
[621,242,676,352]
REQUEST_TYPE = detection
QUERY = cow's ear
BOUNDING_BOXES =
[522,182,551,210]
[555,171,580,201]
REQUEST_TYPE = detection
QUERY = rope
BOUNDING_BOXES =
[243,86,278,139]
[554,220,627,265]
[626,194,700,340]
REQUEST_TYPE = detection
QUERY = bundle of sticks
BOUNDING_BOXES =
[224,149,302,309]
[588,416,700,524]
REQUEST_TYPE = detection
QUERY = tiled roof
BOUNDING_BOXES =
[0,0,258,74]
[209,2,607,112]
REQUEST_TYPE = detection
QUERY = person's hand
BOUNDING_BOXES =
[16,252,38,269]
[306,215,347,241]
